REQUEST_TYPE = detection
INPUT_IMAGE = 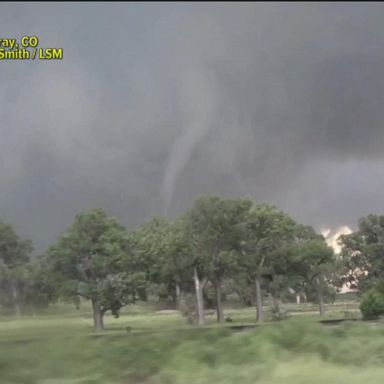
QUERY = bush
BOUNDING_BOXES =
[178,293,197,324]
[360,288,384,319]
[269,306,290,321]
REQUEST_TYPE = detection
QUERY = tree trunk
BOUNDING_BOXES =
[11,284,21,318]
[193,268,205,325]
[271,291,280,313]
[92,299,105,331]
[175,282,181,310]
[315,276,325,317]
[215,275,224,323]
[255,274,263,323]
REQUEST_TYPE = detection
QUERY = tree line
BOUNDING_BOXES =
[1,194,383,330]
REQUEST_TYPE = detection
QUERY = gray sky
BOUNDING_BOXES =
[1,3,384,252]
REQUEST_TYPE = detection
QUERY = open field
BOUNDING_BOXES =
[1,299,384,384]
[0,296,362,340]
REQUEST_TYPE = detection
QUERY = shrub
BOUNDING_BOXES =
[269,306,290,321]
[360,288,384,320]
[178,293,197,324]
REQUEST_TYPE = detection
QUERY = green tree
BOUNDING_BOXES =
[359,282,384,319]
[46,208,144,331]
[0,221,33,317]
[0,257,58,314]
[130,216,192,308]
[23,257,59,310]
[287,225,337,316]
[237,204,296,322]
[183,195,253,323]
[339,214,384,293]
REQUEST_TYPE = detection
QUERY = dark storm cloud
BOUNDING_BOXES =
[1,3,384,251]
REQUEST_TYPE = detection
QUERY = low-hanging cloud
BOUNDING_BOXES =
[1,3,384,251]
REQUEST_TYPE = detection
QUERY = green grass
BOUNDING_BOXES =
[1,300,382,384]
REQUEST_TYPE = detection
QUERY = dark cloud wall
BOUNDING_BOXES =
[1,3,384,251]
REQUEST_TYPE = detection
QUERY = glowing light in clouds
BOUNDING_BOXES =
[321,226,352,254]
[321,226,354,293]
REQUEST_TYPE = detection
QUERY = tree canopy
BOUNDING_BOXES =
[47,208,146,330]
[339,214,384,293]
[0,194,355,329]
[0,221,33,316]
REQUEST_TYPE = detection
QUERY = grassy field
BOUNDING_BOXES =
[1,299,383,384]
